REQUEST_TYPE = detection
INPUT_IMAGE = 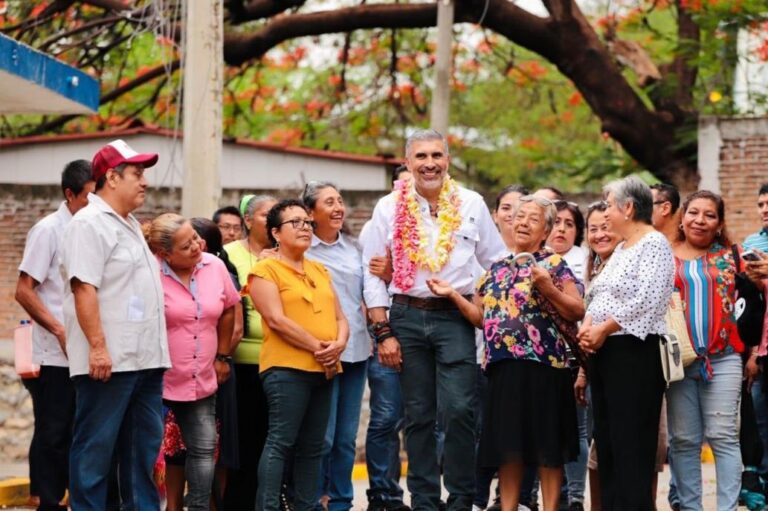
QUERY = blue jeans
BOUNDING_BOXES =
[564,395,589,504]
[668,354,743,511]
[317,360,368,510]
[70,369,165,511]
[390,302,477,511]
[751,377,768,474]
[165,394,217,511]
[257,368,333,511]
[365,347,405,503]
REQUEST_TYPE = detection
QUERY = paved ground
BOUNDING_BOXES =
[0,460,728,510]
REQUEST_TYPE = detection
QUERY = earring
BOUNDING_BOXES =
[679,224,684,230]
[624,215,629,220]
[274,241,280,249]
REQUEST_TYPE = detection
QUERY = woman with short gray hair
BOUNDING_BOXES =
[578,175,674,511]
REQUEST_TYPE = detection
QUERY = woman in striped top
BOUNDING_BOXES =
[667,190,760,511]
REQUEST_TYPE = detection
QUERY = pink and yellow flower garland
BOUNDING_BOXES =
[392,177,462,291]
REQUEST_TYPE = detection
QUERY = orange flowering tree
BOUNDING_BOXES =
[0,0,766,191]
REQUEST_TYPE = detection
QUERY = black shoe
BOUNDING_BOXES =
[386,502,411,511]
[367,501,388,511]
[568,502,585,511]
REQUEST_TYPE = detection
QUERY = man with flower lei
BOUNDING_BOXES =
[363,129,505,510]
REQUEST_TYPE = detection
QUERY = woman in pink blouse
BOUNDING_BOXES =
[146,213,240,511]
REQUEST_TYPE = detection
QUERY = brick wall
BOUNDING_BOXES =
[719,136,767,243]
[699,116,768,244]
[0,184,378,337]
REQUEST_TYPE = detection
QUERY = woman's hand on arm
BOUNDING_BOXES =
[426,278,484,328]
[532,269,585,322]
[248,276,324,353]
[369,247,393,284]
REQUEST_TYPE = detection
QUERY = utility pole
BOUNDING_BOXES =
[430,0,453,136]
[181,0,223,218]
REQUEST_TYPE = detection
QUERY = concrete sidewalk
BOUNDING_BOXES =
[0,461,729,510]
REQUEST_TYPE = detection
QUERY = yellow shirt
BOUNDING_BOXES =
[250,258,339,373]
[223,240,264,364]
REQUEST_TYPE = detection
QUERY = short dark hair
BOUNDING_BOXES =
[266,199,310,247]
[554,200,585,247]
[391,164,409,187]
[212,206,242,225]
[494,184,530,211]
[759,183,768,196]
[191,217,239,279]
[61,160,93,196]
[94,162,126,191]
[536,186,565,200]
[650,183,680,214]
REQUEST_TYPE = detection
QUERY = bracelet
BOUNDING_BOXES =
[370,321,396,344]
[215,353,232,363]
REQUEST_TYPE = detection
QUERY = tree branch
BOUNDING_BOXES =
[225,0,307,23]
[223,0,553,65]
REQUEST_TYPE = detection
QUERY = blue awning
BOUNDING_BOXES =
[0,33,99,114]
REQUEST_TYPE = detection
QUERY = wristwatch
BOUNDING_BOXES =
[215,353,232,363]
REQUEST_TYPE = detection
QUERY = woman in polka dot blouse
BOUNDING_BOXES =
[578,175,674,511]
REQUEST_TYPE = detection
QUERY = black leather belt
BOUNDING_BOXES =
[392,294,471,311]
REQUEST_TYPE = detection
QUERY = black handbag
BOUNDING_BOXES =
[731,245,766,347]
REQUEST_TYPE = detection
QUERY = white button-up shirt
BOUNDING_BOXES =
[60,193,170,377]
[18,202,72,367]
[586,231,673,340]
[363,184,506,308]
[307,233,370,363]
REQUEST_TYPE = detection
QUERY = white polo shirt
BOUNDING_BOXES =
[60,193,170,377]
[18,202,72,367]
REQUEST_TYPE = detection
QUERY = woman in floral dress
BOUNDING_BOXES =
[428,195,584,511]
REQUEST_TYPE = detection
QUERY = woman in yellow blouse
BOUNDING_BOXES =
[247,199,349,511]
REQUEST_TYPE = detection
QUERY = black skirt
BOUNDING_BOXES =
[479,358,579,468]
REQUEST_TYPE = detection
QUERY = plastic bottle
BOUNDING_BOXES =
[14,320,39,379]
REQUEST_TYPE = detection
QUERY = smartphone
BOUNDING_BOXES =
[743,250,761,262]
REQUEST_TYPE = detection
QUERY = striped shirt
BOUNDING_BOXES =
[743,228,768,253]
[674,243,743,380]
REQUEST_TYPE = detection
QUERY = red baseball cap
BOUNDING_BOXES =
[91,139,158,181]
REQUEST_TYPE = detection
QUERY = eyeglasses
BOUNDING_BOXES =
[218,223,242,232]
[587,200,607,211]
[519,195,554,207]
[279,219,316,230]
[554,199,580,209]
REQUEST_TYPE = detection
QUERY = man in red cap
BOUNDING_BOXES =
[60,139,170,511]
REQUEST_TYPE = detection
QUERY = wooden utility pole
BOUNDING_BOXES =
[181,0,223,218]
[430,0,453,136]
